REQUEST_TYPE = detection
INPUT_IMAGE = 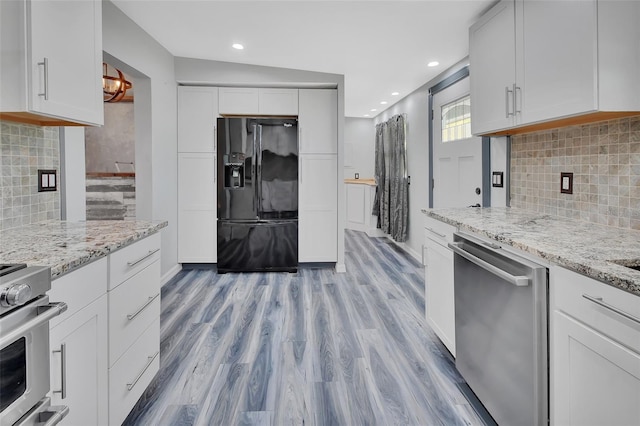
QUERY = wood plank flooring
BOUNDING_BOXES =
[123,230,486,425]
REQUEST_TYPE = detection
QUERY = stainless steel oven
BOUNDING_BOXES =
[0,264,69,426]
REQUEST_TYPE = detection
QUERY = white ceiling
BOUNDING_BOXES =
[111,0,495,117]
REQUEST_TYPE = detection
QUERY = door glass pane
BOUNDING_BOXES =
[441,95,471,143]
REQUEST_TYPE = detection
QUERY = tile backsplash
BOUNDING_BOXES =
[0,121,60,230]
[510,116,640,229]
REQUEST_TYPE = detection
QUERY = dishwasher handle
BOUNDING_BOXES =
[448,242,530,287]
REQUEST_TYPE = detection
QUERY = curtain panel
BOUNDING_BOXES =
[372,114,408,242]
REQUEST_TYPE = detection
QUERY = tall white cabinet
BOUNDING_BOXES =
[0,0,103,126]
[298,89,338,262]
[177,86,218,263]
[470,0,640,135]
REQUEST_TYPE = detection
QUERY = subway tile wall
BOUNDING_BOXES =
[0,121,60,230]
[510,116,640,229]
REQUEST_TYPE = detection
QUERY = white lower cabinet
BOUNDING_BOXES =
[47,234,162,425]
[423,217,457,357]
[49,294,108,426]
[550,266,640,426]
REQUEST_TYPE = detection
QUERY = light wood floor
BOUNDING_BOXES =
[124,230,486,425]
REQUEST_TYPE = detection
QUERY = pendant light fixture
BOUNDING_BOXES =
[102,63,132,102]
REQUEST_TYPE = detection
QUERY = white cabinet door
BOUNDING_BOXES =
[552,311,640,426]
[298,89,338,154]
[178,153,216,262]
[519,0,597,124]
[28,0,103,125]
[424,235,455,356]
[299,154,337,262]
[50,294,108,426]
[259,88,298,115]
[178,86,218,153]
[469,0,516,135]
[219,87,259,115]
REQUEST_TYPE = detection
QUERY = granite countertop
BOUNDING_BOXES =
[422,207,640,297]
[344,178,376,186]
[0,220,168,278]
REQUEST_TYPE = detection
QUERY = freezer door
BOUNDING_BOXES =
[217,220,298,273]
[217,118,258,220]
[257,119,298,220]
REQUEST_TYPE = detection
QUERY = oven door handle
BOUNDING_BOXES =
[448,242,530,287]
[0,302,67,349]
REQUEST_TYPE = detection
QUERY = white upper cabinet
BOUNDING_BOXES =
[258,88,298,115]
[218,87,299,115]
[178,86,219,153]
[0,0,103,126]
[219,87,260,115]
[298,89,338,154]
[470,0,640,135]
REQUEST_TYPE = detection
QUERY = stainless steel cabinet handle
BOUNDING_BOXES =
[52,344,67,399]
[505,85,513,118]
[582,294,640,325]
[38,57,49,100]
[127,351,159,391]
[514,85,521,115]
[448,242,529,287]
[127,293,160,321]
[426,227,446,239]
[126,248,160,267]
[0,302,67,349]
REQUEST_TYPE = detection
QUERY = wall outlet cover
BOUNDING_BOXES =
[38,170,57,192]
[561,172,573,194]
[492,171,504,188]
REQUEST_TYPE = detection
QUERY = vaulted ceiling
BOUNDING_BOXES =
[112,0,495,117]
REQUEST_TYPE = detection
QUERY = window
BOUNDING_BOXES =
[441,95,471,142]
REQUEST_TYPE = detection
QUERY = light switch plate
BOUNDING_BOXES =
[492,171,504,188]
[560,172,573,194]
[38,169,57,192]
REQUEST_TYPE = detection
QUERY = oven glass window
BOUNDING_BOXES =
[0,338,27,412]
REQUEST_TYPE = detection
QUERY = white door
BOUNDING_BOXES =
[432,77,483,208]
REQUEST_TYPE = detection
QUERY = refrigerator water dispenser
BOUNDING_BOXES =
[224,152,246,189]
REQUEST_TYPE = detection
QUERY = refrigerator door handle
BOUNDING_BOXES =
[256,124,263,218]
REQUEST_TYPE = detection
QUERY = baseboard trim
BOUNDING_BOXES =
[161,264,182,286]
[385,236,421,263]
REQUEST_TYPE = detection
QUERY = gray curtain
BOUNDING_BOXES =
[372,114,408,242]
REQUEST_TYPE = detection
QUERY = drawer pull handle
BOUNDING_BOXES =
[127,293,160,321]
[426,227,446,239]
[582,294,640,325]
[126,351,159,391]
[126,248,160,267]
[52,343,67,399]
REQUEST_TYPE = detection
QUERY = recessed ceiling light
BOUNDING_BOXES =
[428,61,439,67]
[370,109,377,112]
[364,114,370,117]
[380,101,388,105]
[232,43,244,50]
[391,92,399,96]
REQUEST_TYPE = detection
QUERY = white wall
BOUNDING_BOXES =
[60,127,86,222]
[174,57,348,272]
[344,117,375,180]
[102,1,179,281]
[372,59,471,260]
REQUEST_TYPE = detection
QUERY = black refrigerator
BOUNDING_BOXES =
[217,117,298,273]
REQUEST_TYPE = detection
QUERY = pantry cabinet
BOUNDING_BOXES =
[177,86,218,263]
[299,89,338,154]
[470,0,640,135]
[550,266,640,426]
[0,0,103,126]
[218,87,298,115]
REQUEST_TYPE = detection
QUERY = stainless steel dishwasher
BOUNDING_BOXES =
[449,232,548,426]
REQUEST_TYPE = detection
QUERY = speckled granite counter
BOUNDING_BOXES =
[422,207,640,297]
[0,220,167,278]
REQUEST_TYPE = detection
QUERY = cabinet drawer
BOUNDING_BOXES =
[108,319,159,426]
[551,266,640,354]
[424,216,456,245]
[109,233,160,290]
[49,258,107,329]
[108,260,160,366]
